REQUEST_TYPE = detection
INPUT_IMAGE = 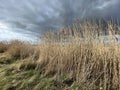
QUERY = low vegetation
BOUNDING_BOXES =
[0,21,120,90]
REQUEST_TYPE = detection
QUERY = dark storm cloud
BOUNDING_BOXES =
[0,0,120,40]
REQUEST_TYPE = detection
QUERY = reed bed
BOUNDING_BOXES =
[0,21,120,90]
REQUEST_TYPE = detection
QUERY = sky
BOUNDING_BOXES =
[0,0,120,42]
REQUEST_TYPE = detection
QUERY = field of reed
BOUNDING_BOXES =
[0,21,120,90]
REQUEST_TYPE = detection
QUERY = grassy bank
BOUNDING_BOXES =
[0,21,120,90]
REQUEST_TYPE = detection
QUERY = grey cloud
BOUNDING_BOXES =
[0,0,120,39]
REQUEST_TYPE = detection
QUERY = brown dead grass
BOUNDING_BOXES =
[4,40,39,59]
[0,42,9,53]
[0,21,120,90]
[37,21,120,89]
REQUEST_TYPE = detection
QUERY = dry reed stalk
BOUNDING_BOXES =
[39,20,120,89]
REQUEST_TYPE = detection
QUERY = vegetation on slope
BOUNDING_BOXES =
[0,21,120,90]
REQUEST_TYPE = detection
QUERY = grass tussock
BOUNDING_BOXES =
[7,40,39,59]
[0,21,120,90]
[0,42,9,53]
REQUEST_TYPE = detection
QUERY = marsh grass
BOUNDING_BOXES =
[0,42,9,53]
[38,21,120,90]
[0,21,120,90]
